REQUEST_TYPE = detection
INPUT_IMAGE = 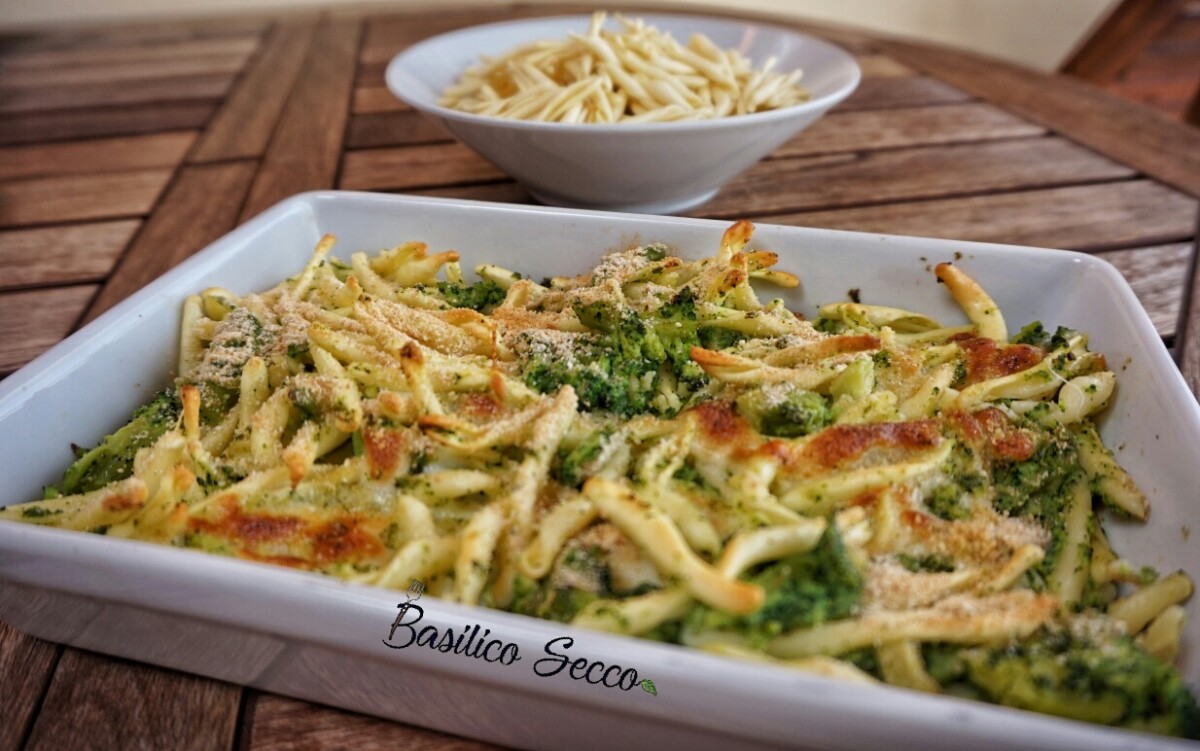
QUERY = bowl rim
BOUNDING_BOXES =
[385,12,863,134]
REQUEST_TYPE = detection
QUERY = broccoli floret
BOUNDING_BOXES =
[650,289,706,385]
[686,525,862,647]
[641,243,668,262]
[55,389,181,495]
[697,326,747,351]
[992,423,1080,519]
[552,430,611,488]
[672,463,713,491]
[1012,321,1079,350]
[736,385,832,438]
[523,290,713,417]
[992,422,1083,587]
[1012,321,1048,346]
[963,628,1200,738]
[522,343,652,417]
[509,544,612,623]
[814,317,847,334]
[925,483,971,521]
[436,279,506,312]
[509,574,600,623]
[522,328,662,417]
[922,643,968,683]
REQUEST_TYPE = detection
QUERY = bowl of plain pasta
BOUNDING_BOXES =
[386,12,860,214]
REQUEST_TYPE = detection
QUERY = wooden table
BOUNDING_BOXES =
[2,4,1199,749]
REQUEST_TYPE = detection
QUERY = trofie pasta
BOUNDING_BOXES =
[438,12,811,123]
[6,222,1197,737]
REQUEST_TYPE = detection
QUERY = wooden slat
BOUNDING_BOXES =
[0,53,251,90]
[1189,79,1200,127]
[413,181,531,204]
[876,38,1200,198]
[836,76,973,111]
[1061,0,1184,83]
[0,101,215,147]
[0,624,58,751]
[854,53,915,78]
[775,102,1044,158]
[0,34,260,70]
[81,161,257,324]
[354,60,391,90]
[1098,242,1193,338]
[189,19,318,163]
[1104,76,1200,115]
[0,17,269,54]
[244,694,502,751]
[696,136,1136,219]
[346,111,450,149]
[0,73,234,115]
[1176,222,1200,395]
[239,16,362,222]
[766,180,1198,252]
[359,6,542,65]
[0,285,96,373]
[773,17,880,54]
[0,169,172,228]
[23,650,239,751]
[353,86,406,115]
[0,132,195,182]
[1109,41,1200,80]
[0,220,139,291]
[340,143,506,191]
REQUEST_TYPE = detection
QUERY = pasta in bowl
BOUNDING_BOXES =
[438,12,811,123]
[386,14,860,213]
[5,219,1197,739]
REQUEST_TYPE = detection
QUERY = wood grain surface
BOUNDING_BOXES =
[82,161,259,324]
[0,169,172,227]
[341,142,507,191]
[0,6,1197,751]
[0,220,140,290]
[696,137,1135,219]
[1099,242,1194,337]
[0,101,215,147]
[22,650,239,751]
[877,38,1200,198]
[1175,216,1200,392]
[238,16,361,221]
[188,19,318,162]
[0,132,195,181]
[244,694,508,751]
[0,623,59,751]
[0,74,235,114]
[770,180,1198,252]
[0,285,97,373]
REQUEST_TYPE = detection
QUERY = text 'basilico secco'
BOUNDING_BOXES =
[383,587,658,696]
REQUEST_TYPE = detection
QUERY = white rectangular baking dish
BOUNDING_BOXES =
[2,192,1197,751]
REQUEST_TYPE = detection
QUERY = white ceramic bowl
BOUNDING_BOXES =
[386,14,861,214]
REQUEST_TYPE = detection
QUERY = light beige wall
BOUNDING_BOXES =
[0,0,1116,72]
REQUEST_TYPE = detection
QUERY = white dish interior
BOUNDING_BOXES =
[386,14,861,214]
[1,192,1197,751]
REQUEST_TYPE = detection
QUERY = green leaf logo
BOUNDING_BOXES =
[640,678,657,696]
